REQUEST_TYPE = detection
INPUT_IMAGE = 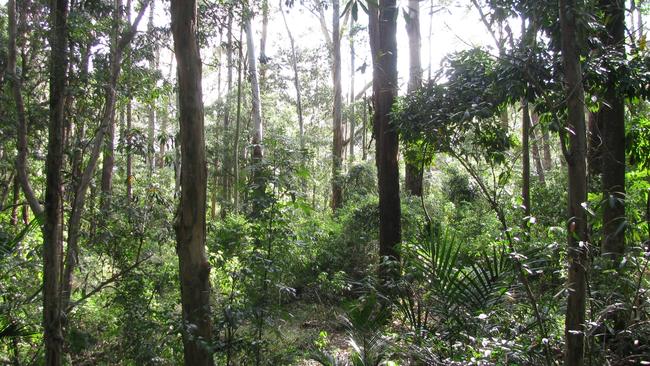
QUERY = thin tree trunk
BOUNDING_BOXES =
[233,26,244,214]
[62,0,149,315]
[331,0,344,211]
[11,175,20,226]
[44,0,68,362]
[522,100,531,218]
[404,0,423,197]
[541,117,553,170]
[599,0,626,261]
[100,0,122,213]
[362,95,368,161]
[531,115,546,184]
[170,1,215,364]
[126,99,133,201]
[559,0,588,364]
[147,2,157,175]
[221,14,234,216]
[279,1,304,151]
[372,0,401,284]
[259,0,269,87]
[10,0,43,218]
[349,15,356,163]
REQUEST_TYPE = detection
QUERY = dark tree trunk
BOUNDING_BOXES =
[404,0,423,197]
[170,2,214,364]
[559,1,588,364]
[371,0,401,283]
[331,0,343,210]
[44,0,68,363]
[598,0,626,261]
[587,111,602,177]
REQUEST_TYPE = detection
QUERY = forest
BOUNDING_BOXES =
[0,0,649,364]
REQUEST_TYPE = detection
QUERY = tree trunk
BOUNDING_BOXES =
[349,16,356,163]
[100,0,122,213]
[126,98,133,201]
[404,0,423,197]
[559,1,588,364]
[372,0,401,283]
[245,15,265,211]
[10,0,43,218]
[62,0,149,316]
[522,100,531,218]
[598,0,626,261]
[542,130,553,170]
[531,115,546,184]
[331,0,343,211]
[259,0,269,87]
[234,26,244,214]
[147,2,157,175]
[279,1,304,151]
[587,111,602,177]
[44,0,68,363]
[221,14,234,216]
[170,2,215,365]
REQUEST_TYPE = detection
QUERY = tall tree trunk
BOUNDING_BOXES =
[362,95,368,161]
[170,2,215,365]
[279,1,304,151]
[559,1,588,364]
[221,14,234,216]
[11,175,19,226]
[522,100,531,218]
[10,0,43,218]
[61,0,149,317]
[372,0,401,283]
[44,0,68,363]
[542,124,553,170]
[259,0,269,87]
[126,98,133,201]
[598,0,626,261]
[147,2,157,175]
[331,0,343,210]
[531,116,546,184]
[349,16,356,163]
[245,14,265,212]
[234,26,244,214]
[100,0,122,213]
[404,0,423,197]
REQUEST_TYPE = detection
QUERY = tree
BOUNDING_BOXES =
[371,0,401,283]
[598,0,626,261]
[44,0,68,363]
[404,0,423,197]
[170,1,215,364]
[245,8,265,212]
[559,0,588,364]
[279,0,305,150]
[332,0,344,210]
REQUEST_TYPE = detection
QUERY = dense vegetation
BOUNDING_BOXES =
[1,0,649,365]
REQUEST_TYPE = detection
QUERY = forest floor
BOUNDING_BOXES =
[274,302,351,364]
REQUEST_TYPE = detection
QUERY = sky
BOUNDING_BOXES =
[0,0,498,104]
